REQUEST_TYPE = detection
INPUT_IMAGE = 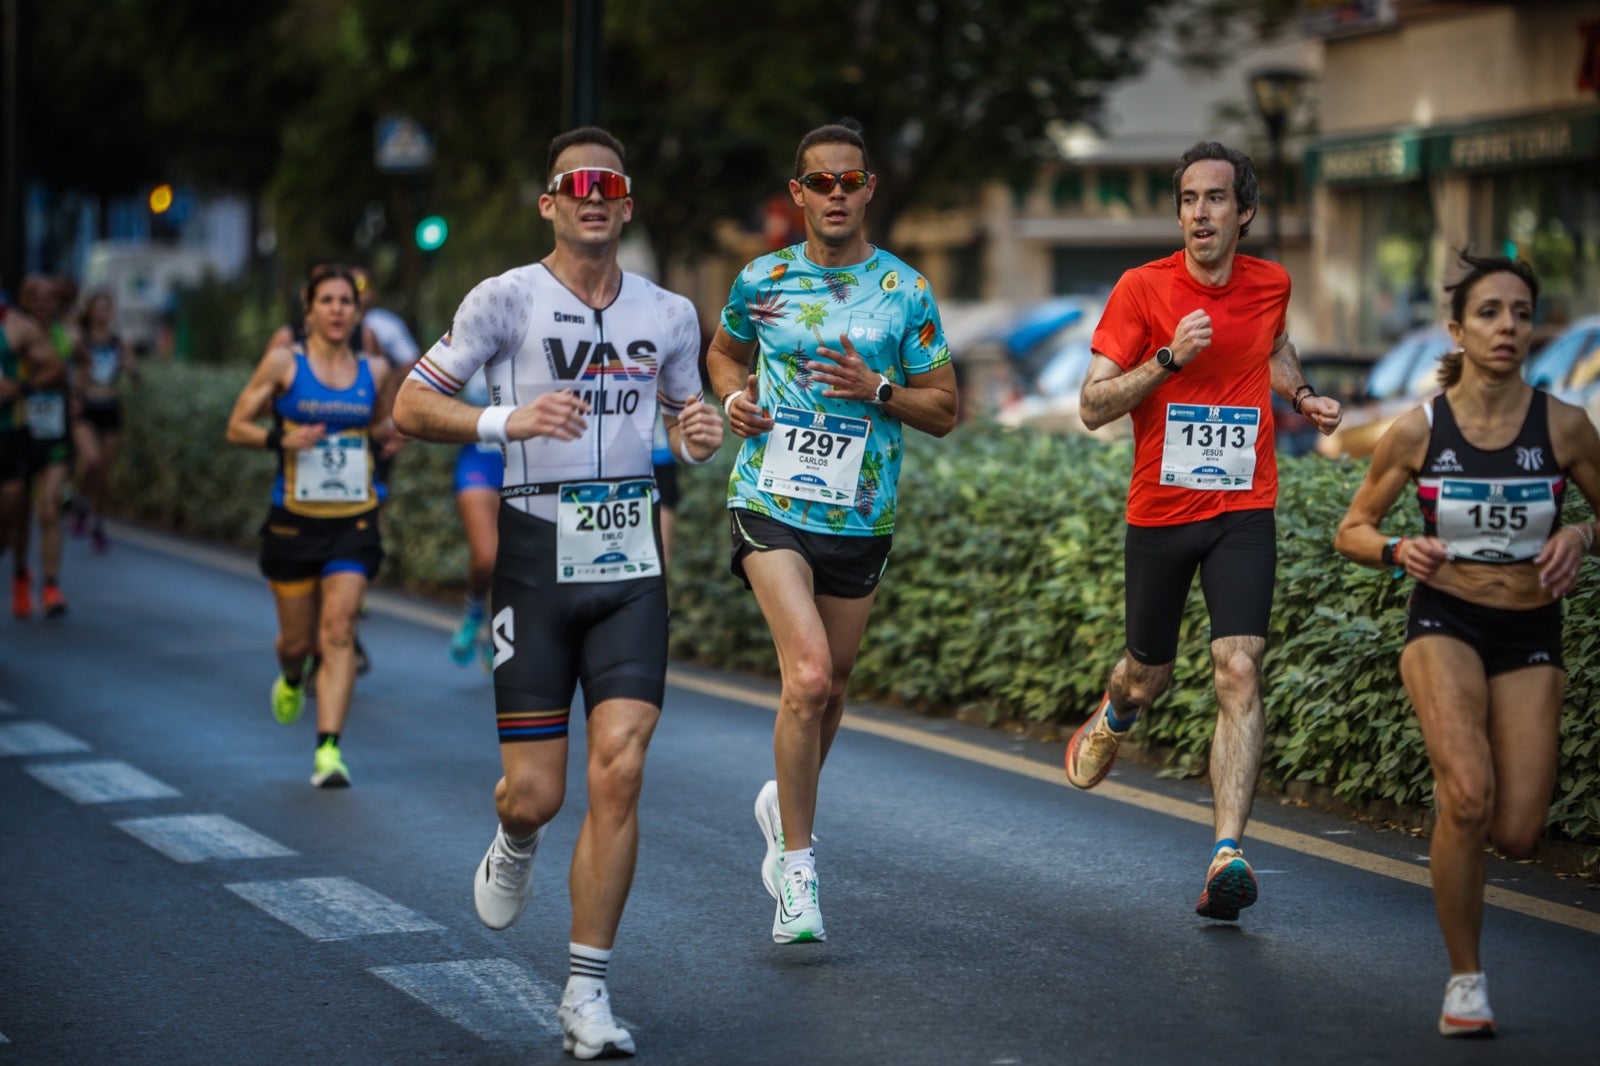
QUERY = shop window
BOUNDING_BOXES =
[1052,172,1084,209]
[1360,183,1435,348]
[1490,169,1600,327]
[1097,170,1132,209]
[1147,171,1171,212]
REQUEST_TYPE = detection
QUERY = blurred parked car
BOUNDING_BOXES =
[1315,325,1454,458]
[1524,314,1600,394]
[1274,349,1377,456]
[992,297,1128,438]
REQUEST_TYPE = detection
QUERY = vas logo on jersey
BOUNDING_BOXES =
[544,338,659,382]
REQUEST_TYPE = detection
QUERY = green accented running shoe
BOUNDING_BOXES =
[311,739,351,788]
[773,865,825,944]
[271,675,304,725]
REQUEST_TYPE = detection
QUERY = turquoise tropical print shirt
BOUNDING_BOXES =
[721,243,951,537]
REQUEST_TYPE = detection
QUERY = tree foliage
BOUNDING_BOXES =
[610,0,1178,263]
[22,1,1296,298]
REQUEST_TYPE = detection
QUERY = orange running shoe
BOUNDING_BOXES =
[41,582,68,620]
[12,571,33,619]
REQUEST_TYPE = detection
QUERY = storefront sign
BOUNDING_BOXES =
[1429,112,1599,173]
[1308,111,1599,186]
[1306,134,1422,186]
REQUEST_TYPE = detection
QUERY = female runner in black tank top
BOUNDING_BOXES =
[1335,254,1600,1038]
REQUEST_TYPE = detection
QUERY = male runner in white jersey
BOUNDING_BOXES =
[393,127,722,1060]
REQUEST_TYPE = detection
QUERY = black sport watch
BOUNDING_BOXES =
[1155,346,1180,372]
[874,375,894,405]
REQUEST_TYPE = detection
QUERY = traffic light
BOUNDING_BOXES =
[415,215,449,252]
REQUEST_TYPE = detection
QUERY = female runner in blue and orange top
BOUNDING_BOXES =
[226,264,391,788]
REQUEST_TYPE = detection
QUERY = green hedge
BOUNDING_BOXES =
[110,363,1600,854]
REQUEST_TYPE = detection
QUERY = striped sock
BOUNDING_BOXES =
[566,943,611,1000]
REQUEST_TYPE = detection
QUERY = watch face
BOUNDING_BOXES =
[877,380,892,402]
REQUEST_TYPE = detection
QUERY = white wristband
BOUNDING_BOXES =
[476,405,512,445]
[721,389,743,414]
[675,433,713,466]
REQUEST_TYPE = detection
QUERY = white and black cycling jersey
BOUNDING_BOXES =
[410,262,703,522]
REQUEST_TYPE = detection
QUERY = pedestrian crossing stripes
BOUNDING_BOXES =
[369,959,565,1041]
[225,877,444,941]
[0,722,90,756]
[26,760,181,804]
[116,814,296,863]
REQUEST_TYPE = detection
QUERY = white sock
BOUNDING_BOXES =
[782,847,816,876]
[565,942,610,1001]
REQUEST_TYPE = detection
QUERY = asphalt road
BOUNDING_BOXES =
[2,522,1597,1065]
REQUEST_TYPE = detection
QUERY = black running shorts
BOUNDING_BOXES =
[729,508,891,600]
[0,430,26,483]
[257,505,384,583]
[1404,583,1564,676]
[1122,508,1276,665]
[490,503,668,738]
[79,400,123,435]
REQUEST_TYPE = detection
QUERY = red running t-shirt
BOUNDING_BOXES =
[1091,250,1290,528]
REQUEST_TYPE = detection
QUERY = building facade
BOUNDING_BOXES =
[1305,1,1600,349]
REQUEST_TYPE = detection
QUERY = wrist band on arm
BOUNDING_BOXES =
[674,432,713,466]
[477,405,512,445]
[264,426,284,452]
[1569,523,1595,553]
[721,389,743,414]
[1292,384,1317,415]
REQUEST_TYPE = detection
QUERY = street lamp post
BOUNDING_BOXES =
[1248,67,1309,263]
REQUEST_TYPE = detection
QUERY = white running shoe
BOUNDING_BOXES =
[773,864,825,944]
[754,780,784,901]
[1438,972,1495,1038]
[558,986,636,1059]
[473,824,544,931]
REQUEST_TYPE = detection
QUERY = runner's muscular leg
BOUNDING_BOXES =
[1209,634,1267,843]
[741,547,831,848]
[813,590,878,767]
[570,697,659,949]
[270,581,319,678]
[1108,653,1173,711]
[313,570,368,735]
[1402,636,1493,974]
[1485,666,1563,859]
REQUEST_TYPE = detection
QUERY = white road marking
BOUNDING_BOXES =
[369,959,565,1041]
[115,814,296,863]
[225,877,443,941]
[26,760,180,804]
[0,722,90,756]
